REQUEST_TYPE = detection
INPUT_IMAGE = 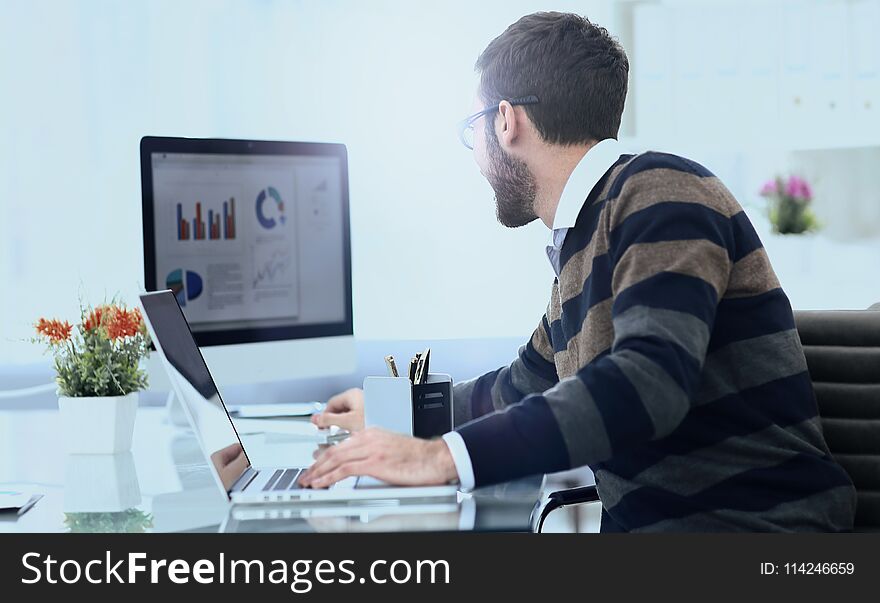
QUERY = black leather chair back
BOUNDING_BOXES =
[795,310,880,532]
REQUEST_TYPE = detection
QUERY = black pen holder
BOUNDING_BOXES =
[411,374,453,439]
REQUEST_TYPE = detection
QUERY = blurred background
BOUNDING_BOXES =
[2,0,879,365]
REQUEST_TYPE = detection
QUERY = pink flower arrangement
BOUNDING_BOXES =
[759,175,813,202]
[759,180,779,196]
[784,175,812,202]
[758,174,819,235]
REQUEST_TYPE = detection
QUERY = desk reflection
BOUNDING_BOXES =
[62,452,152,533]
[221,497,469,533]
[64,452,142,513]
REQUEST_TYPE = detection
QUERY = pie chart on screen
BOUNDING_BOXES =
[165,269,203,307]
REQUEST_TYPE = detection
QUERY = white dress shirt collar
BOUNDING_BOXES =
[546,138,624,275]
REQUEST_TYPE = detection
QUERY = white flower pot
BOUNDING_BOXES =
[58,392,138,454]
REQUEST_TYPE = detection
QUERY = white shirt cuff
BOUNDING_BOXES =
[441,431,475,492]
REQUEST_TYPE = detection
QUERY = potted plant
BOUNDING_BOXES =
[759,174,820,235]
[33,300,151,453]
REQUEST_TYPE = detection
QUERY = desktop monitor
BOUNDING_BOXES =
[140,136,355,388]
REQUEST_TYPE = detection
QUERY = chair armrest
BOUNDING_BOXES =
[531,485,600,533]
[549,485,600,506]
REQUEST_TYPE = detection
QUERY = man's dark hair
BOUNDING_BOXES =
[476,12,629,145]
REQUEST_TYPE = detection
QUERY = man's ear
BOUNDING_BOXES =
[496,100,519,150]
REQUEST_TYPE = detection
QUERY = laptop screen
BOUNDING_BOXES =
[140,290,250,495]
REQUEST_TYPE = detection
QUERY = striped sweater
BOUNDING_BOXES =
[453,152,856,532]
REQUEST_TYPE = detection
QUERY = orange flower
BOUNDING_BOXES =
[83,305,108,331]
[106,307,142,340]
[35,318,73,343]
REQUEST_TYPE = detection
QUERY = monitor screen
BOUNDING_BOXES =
[141,138,352,347]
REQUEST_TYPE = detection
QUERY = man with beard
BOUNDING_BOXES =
[299,12,856,532]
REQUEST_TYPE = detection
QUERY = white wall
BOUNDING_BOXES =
[3,0,878,367]
[0,0,612,364]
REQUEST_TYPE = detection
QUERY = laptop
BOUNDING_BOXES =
[139,290,459,503]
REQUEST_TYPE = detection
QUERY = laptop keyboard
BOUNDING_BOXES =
[262,468,303,491]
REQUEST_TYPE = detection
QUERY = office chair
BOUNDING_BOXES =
[533,307,880,533]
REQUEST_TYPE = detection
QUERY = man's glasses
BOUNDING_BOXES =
[457,95,540,150]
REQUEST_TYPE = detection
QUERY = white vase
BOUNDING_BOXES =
[57,392,138,454]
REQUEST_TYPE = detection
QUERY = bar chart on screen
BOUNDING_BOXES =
[176,197,237,241]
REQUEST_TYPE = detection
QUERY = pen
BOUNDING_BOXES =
[326,429,351,444]
[420,348,431,383]
[384,355,399,377]
[414,347,431,384]
[16,494,42,516]
[409,355,419,383]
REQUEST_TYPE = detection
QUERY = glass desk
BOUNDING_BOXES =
[0,407,543,533]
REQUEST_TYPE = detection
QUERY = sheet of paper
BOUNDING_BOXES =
[0,490,33,511]
[228,402,324,418]
[232,418,339,441]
